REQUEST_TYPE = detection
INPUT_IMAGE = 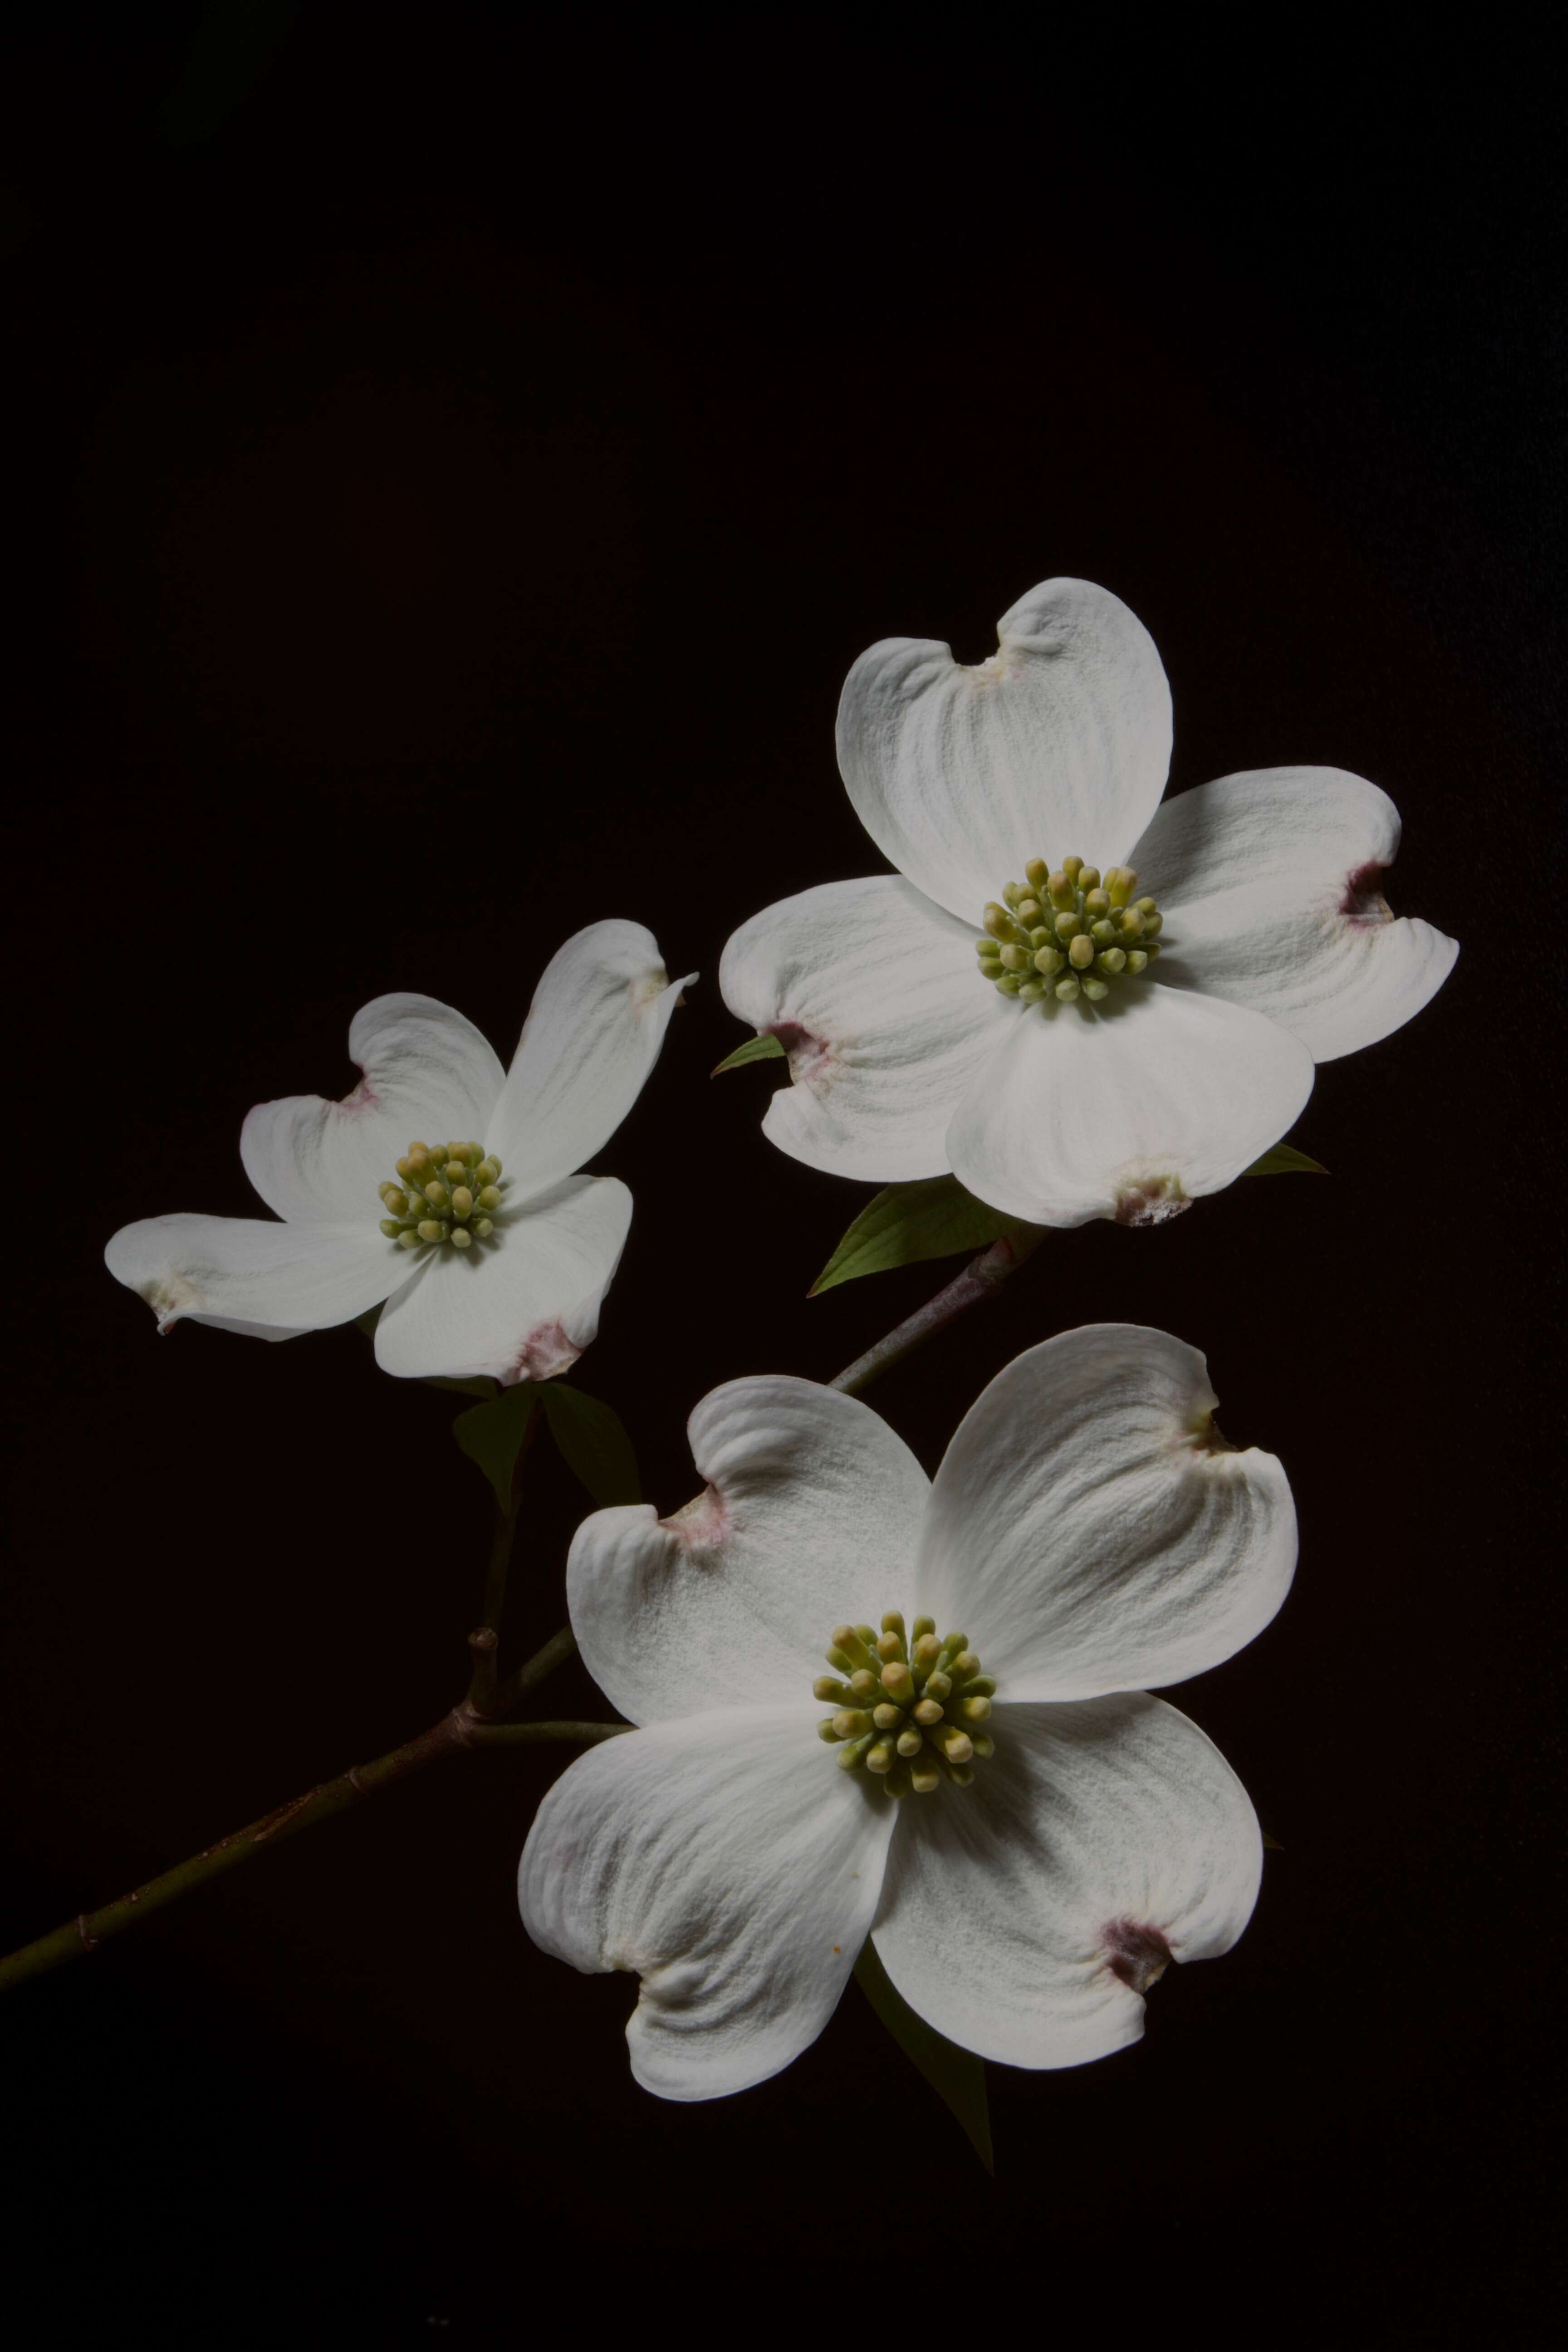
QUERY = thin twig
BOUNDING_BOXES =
[0,1230,1043,1995]
[828,1228,1046,1396]
[0,1706,621,1995]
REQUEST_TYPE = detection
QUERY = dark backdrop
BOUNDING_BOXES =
[5,7,1558,2338]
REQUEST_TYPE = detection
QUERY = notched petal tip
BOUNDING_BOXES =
[502,1318,582,1385]
[663,1484,730,1547]
[1114,1173,1191,1227]
[769,1020,837,1088]
[1340,861,1395,926]
[1186,1408,1238,1458]
[1101,1917,1174,1995]
[138,1271,203,1334]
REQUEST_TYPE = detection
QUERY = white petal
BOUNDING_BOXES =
[914,1325,1295,1698]
[568,1375,931,1725]
[240,994,506,1223]
[487,921,694,1196]
[836,578,1173,924]
[947,982,1315,1226]
[105,1213,404,1340]
[1130,767,1458,1061]
[718,877,1000,1181]
[871,1695,1261,2069]
[519,1707,897,2102]
[372,1175,631,1383]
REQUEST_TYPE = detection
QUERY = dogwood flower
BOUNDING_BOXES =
[106,921,693,1384]
[520,1323,1293,2098]
[720,578,1457,1225]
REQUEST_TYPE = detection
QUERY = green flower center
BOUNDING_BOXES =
[377,1139,508,1254]
[814,1614,995,1798]
[976,855,1166,1007]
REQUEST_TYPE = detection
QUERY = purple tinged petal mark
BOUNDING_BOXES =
[1101,1917,1174,1994]
[504,1318,582,1386]
[1341,861,1395,925]
[767,1019,836,1088]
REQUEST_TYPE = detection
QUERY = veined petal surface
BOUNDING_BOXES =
[836,578,1173,925]
[1129,767,1457,1061]
[914,1326,1295,1699]
[105,1213,402,1339]
[372,1174,630,1384]
[947,983,1315,1226]
[519,1707,897,2102]
[488,921,694,1197]
[568,1375,930,1725]
[719,877,999,1181]
[871,1695,1260,2068]
[241,994,506,1224]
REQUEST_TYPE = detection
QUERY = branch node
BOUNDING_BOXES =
[76,1914,98,1950]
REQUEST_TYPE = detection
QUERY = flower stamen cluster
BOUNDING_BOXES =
[378,1139,507,1253]
[977,854,1164,1007]
[814,1612,995,1798]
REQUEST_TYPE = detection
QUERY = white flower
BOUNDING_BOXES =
[720,578,1457,1225]
[520,1324,1294,2099]
[106,921,694,1384]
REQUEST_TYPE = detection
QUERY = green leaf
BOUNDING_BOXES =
[1262,1830,1285,1851]
[1243,1142,1328,1176]
[854,1940,994,2173]
[452,1387,540,1513]
[539,1383,641,1506]
[353,1305,383,1336]
[811,1175,1032,1295]
[711,1032,786,1075]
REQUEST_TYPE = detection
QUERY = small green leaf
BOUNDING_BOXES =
[854,1940,993,2173]
[1262,1830,1285,1851]
[353,1305,383,1337]
[711,1032,786,1075]
[811,1175,1033,1295]
[1243,1142,1328,1176]
[453,1387,540,1512]
[539,1383,641,1506]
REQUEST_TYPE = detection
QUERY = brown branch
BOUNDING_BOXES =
[0,1229,1044,1996]
[0,1704,622,1995]
[828,1227,1046,1396]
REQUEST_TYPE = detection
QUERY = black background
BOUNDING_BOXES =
[4,6,1559,2338]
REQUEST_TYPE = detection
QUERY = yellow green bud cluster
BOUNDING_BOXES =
[976,854,1164,1007]
[377,1139,506,1253]
[814,1613,996,1798]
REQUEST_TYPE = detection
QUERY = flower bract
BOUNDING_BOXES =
[106,921,694,1383]
[720,578,1458,1225]
[519,1323,1295,2098]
